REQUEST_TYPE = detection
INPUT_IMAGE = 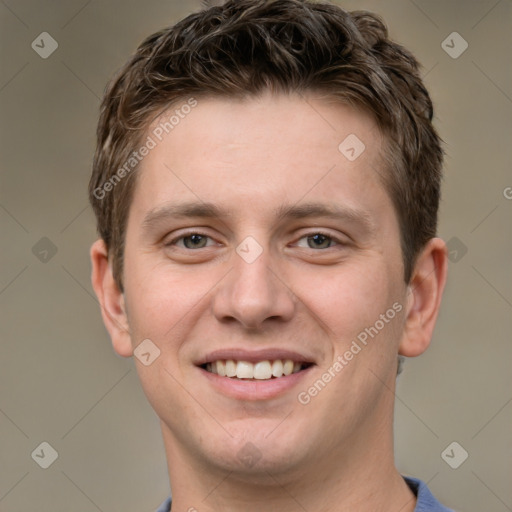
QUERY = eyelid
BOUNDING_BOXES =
[164,229,219,248]
[163,228,349,249]
[292,229,348,248]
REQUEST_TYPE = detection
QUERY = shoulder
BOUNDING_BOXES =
[155,496,172,512]
[404,477,454,512]
[156,480,454,512]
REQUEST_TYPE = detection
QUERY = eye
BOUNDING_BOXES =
[296,233,338,249]
[169,233,215,249]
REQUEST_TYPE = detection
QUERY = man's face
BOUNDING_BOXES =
[121,92,409,478]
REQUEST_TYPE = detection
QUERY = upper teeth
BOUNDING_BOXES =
[205,359,303,379]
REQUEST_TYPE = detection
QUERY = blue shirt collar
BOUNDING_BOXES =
[156,477,453,511]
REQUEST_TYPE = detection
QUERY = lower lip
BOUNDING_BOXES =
[199,366,314,401]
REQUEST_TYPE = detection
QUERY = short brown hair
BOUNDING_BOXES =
[89,0,443,291]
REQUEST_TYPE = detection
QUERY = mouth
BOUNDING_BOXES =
[201,359,314,380]
[195,349,316,400]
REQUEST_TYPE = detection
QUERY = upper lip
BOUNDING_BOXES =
[195,348,316,366]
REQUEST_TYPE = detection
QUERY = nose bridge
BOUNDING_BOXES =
[212,242,295,328]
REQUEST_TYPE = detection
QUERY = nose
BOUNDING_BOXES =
[211,246,296,330]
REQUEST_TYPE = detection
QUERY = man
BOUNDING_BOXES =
[89,1,451,510]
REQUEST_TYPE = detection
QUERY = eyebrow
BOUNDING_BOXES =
[142,202,231,231]
[274,202,374,231]
[141,200,375,233]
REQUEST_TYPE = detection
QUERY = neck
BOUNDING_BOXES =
[161,414,416,512]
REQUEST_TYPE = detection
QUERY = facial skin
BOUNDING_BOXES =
[91,92,447,512]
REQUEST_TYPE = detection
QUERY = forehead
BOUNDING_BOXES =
[131,92,391,223]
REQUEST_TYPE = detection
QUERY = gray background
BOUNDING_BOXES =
[1,1,511,511]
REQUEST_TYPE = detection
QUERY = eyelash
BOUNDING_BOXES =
[166,231,216,249]
[295,231,340,249]
[165,230,342,250]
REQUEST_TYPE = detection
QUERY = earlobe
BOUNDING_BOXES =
[90,239,134,357]
[399,237,448,357]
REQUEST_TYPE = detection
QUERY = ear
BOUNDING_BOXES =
[90,239,133,357]
[399,237,448,357]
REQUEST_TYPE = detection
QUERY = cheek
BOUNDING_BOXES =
[290,259,407,378]
[123,254,213,346]
[292,263,393,340]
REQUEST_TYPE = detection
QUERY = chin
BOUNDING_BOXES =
[202,426,309,479]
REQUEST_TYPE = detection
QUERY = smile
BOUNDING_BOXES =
[203,359,311,380]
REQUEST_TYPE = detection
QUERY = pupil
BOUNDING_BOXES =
[309,234,330,249]
[185,234,206,248]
